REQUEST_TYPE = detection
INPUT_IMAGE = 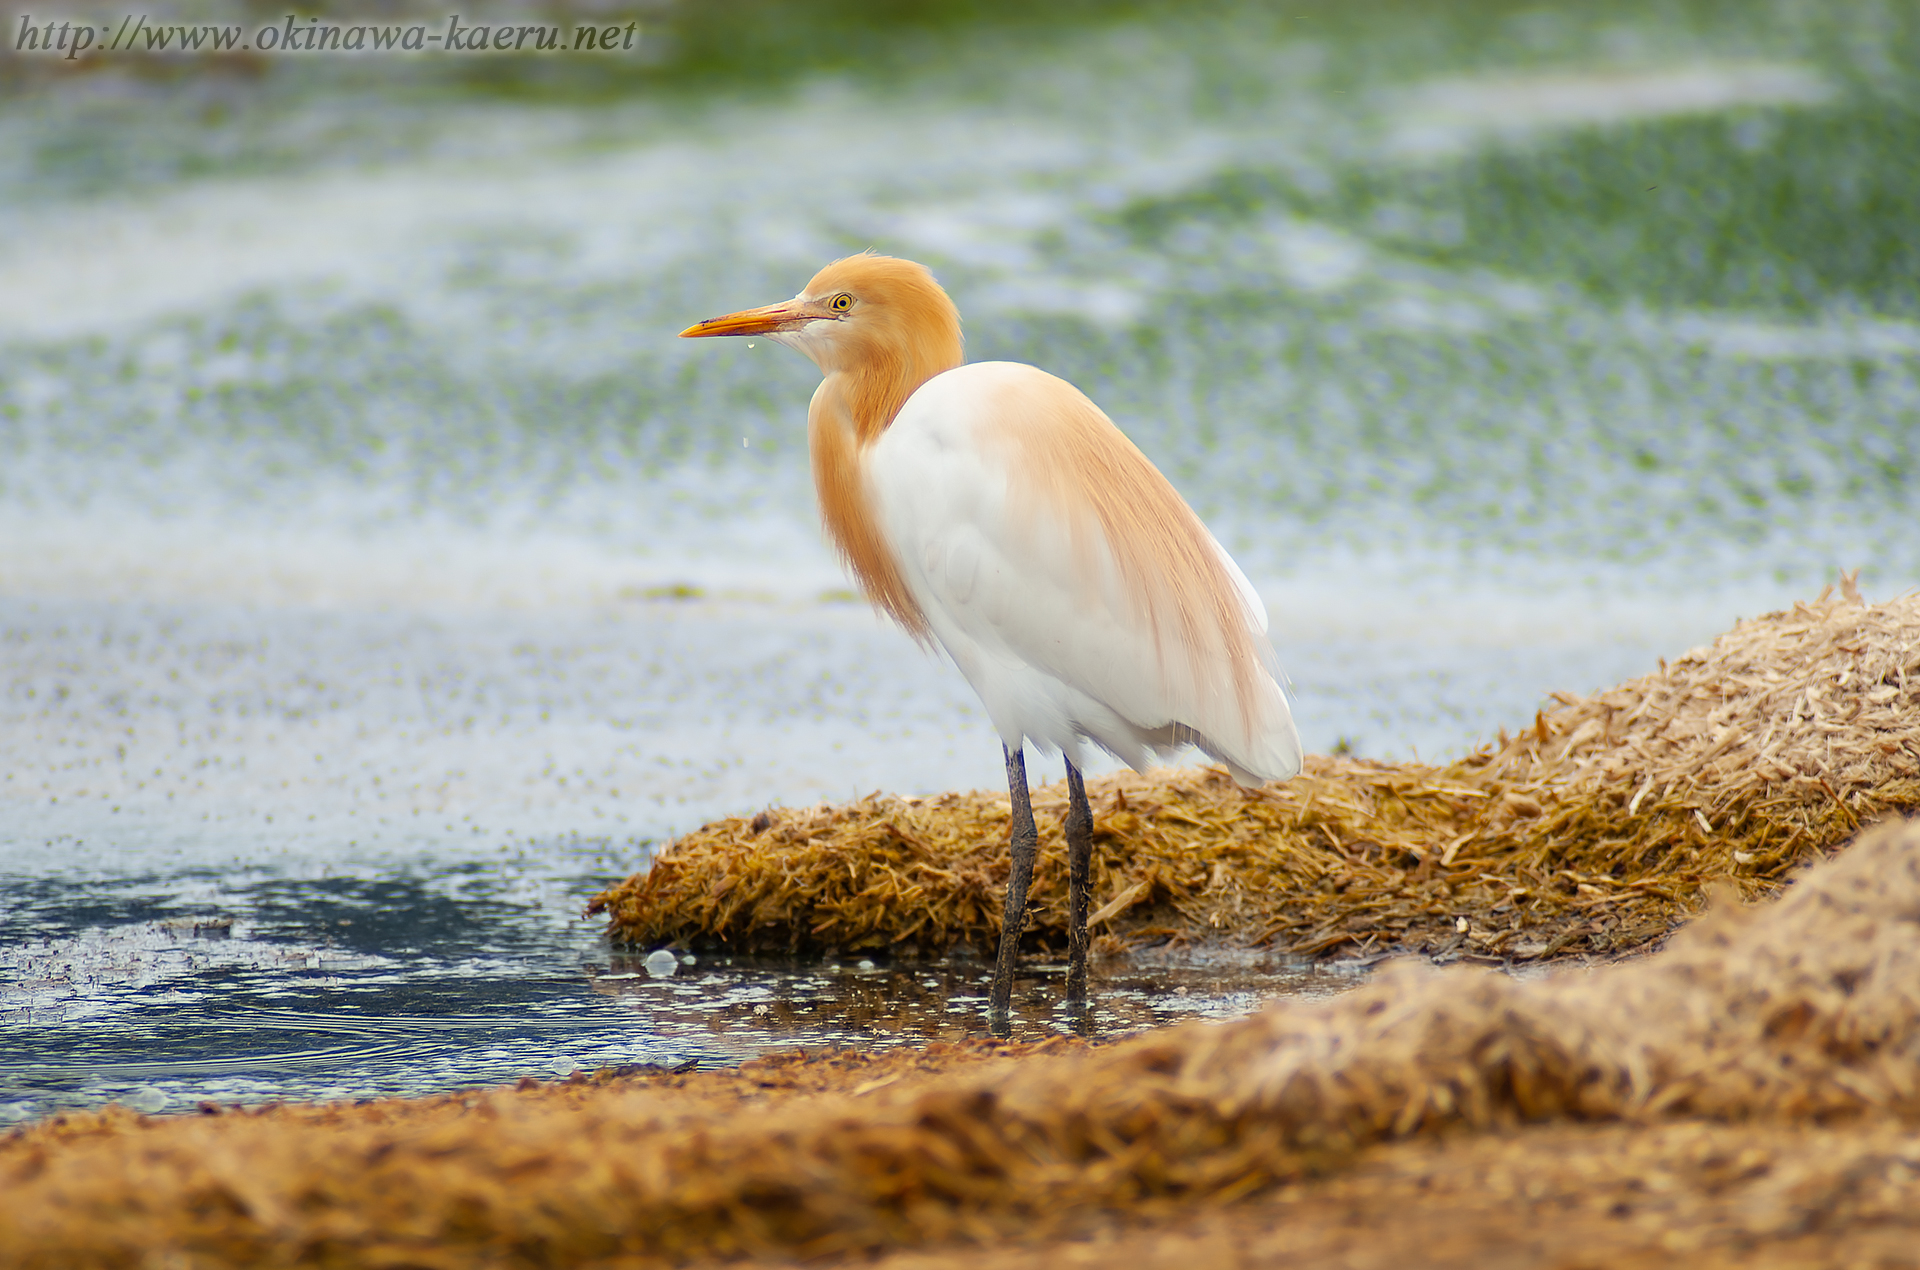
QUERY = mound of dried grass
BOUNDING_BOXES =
[591,585,1920,959]
[8,818,1920,1268]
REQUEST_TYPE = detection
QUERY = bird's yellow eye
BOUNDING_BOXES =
[830,293,853,312]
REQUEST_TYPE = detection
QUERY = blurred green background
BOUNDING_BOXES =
[2,0,1916,594]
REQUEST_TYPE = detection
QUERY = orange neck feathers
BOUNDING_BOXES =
[800,255,963,639]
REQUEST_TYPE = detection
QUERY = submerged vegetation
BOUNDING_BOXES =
[592,586,1920,958]
[5,0,1918,589]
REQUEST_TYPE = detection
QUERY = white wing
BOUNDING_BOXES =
[867,361,1300,783]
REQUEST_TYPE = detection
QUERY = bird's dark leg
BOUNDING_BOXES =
[989,744,1037,1030]
[1064,759,1094,1011]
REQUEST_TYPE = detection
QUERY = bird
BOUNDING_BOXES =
[681,253,1301,1025]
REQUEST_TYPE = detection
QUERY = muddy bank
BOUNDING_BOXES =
[6,816,1918,1267]
[592,586,1920,961]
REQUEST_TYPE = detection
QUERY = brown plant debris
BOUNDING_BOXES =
[590,586,1920,960]
[863,1119,1920,1270]
[6,817,1920,1268]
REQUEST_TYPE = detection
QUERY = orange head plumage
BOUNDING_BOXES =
[681,253,963,441]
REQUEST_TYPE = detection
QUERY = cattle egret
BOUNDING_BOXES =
[681,254,1301,1025]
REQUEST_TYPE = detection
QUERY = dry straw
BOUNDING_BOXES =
[846,1118,1920,1268]
[7,817,1920,1267]
[591,584,1920,960]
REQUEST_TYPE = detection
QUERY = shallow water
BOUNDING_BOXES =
[0,819,1346,1122]
[3,0,1916,1120]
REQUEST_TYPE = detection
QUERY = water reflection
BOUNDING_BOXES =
[590,948,1354,1049]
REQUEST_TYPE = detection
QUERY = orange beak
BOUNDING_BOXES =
[678,299,825,339]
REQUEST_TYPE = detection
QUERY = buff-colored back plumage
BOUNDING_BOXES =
[979,374,1273,748]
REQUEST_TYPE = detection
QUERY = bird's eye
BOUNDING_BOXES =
[830,294,853,311]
